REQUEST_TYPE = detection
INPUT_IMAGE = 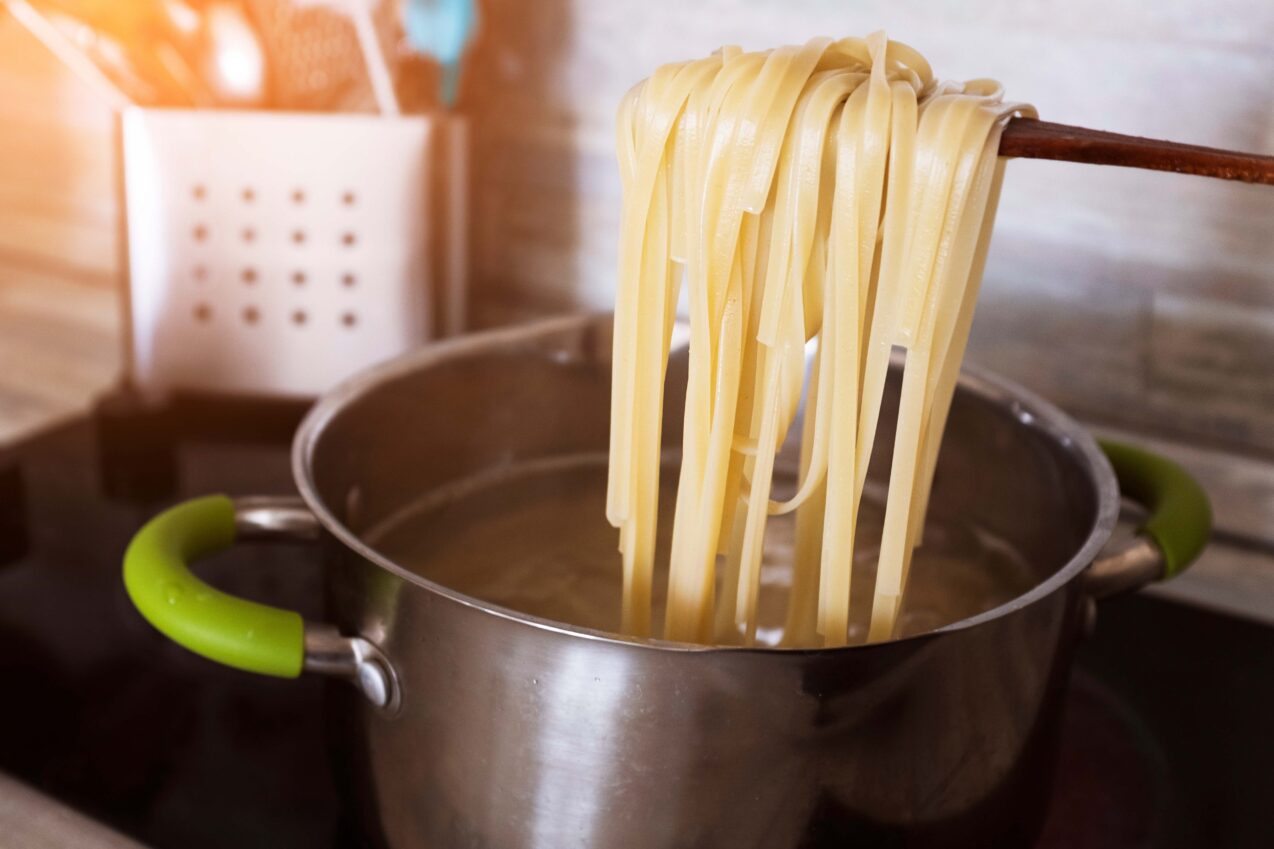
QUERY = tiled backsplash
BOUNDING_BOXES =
[462,0,1274,456]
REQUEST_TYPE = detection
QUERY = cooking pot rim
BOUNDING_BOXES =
[292,313,1120,654]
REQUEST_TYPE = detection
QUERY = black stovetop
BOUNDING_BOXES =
[0,396,1271,849]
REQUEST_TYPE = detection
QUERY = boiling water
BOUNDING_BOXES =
[365,454,1037,645]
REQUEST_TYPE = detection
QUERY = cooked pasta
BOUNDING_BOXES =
[607,33,1034,647]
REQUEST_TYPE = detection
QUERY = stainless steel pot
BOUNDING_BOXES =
[123,314,1210,848]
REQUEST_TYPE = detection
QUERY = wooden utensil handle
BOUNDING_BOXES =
[999,117,1274,185]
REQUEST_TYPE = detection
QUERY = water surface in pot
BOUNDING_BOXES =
[363,453,1037,645]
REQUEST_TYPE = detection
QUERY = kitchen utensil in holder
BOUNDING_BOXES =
[120,107,462,400]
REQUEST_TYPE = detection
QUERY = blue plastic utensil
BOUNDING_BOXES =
[403,0,477,107]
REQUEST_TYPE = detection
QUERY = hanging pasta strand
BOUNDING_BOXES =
[814,35,895,645]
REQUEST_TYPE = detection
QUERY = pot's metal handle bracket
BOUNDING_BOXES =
[303,624,400,710]
[1084,441,1212,600]
[1084,535,1163,599]
[122,493,398,709]
[234,496,322,542]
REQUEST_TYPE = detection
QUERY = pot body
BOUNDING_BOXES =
[295,315,1118,849]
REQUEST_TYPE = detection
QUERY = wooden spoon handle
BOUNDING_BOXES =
[999,117,1274,185]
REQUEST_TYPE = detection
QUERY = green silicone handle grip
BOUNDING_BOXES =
[123,495,305,677]
[1099,440,1212,579]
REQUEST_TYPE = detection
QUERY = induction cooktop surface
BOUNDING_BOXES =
[0,394,1270,848]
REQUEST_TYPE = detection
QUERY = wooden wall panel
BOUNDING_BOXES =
[1,0,1271,454]
[0,13,117,286]
[460,0,1274,454]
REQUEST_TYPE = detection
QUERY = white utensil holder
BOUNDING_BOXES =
[120,107,465,400]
